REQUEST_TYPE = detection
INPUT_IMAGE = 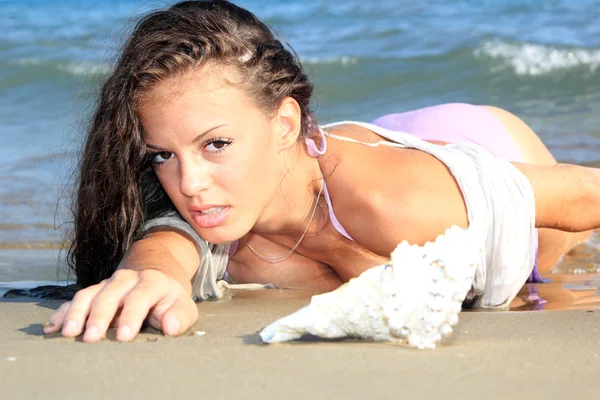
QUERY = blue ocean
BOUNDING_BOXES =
[1,0,600,292]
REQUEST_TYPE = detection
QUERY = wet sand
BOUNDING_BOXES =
[2,275,600,400]
[510,274,600,310]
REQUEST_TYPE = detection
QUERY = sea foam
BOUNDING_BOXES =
[13,58,109,77]
[474,39,600,76]
[303,56,358,66]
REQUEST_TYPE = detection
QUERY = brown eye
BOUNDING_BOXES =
[153,151,174,164]
[205,139,231,153]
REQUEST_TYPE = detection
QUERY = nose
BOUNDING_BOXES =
[179,158,211,197]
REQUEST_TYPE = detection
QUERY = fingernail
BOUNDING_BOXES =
[85,325,99,340]
[167,318,181,336]
[118,325,131,340]
[42,321,55,331]
[64,320,77,334]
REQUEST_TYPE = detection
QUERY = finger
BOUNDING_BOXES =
[82,276,139,342]
[61,283,105,337]
[115,275,170,341]
[43,301,72,334]
[161,294,199,337]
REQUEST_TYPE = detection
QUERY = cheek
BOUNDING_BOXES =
[219,150,277,200]
[215,164,253,196]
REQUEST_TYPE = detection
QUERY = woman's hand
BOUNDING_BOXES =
[42,268,199,342]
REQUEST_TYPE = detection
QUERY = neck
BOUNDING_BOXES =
[251,145,324,237]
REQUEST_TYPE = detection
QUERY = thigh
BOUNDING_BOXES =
[481,106,556,165]
[482,106,592,272]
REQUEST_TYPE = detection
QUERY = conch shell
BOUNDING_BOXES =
[260,225,482,349]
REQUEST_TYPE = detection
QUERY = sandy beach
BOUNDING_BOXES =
[2,281,600,400]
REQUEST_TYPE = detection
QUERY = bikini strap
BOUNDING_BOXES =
[324,131,407,149]
[305,128,328,156]
[304,128,354,240]
[322,179,353,241]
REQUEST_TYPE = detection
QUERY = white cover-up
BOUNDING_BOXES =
[321,121,537,308]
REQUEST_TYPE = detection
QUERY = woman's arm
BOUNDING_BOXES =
[118,228,201,291]
[43,230,201,342]
[513,162,600,232]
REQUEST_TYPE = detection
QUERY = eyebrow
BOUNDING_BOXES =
[145,124,227,151]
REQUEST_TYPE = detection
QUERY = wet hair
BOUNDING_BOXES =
[68,0,316,287]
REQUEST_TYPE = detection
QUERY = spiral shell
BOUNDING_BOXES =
[260,225,483,349]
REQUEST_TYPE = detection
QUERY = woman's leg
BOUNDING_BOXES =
[482,106,593,273]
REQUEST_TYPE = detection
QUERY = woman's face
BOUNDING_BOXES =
[139,68,289,244]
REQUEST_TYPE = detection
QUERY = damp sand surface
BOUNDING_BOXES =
[511,274,600,311]
[1,275,600,400]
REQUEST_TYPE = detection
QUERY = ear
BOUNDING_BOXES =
[273,97,302,152]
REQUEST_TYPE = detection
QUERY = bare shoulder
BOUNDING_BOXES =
[320,125,468,257]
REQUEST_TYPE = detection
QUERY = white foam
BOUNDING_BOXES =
[57,61,109,76]
[303,56,358,66]
[474,40,600,76]
[15,57,43,66]
[12,58,109,76]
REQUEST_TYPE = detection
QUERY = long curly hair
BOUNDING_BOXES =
[69,0,316,287]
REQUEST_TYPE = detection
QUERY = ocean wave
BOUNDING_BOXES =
[12,57,109,77]
[473,40,600,76]
[302,56,358,66]
[11,55,360,76]
[10,55,359,76]
[57,62,109,76]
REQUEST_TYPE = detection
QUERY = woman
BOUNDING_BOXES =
[44,0,598,342]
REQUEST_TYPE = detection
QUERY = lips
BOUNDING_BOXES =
[189,205,231,228]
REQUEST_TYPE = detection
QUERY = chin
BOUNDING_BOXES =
[195,224,250,245]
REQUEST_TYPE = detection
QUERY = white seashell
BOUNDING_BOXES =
[260,225,483,349]
[440,323,453,337]
[447,312,459,326]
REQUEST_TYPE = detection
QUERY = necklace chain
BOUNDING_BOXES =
[246,176,324,263]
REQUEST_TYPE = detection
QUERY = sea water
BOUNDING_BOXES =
[1,0,599,291]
